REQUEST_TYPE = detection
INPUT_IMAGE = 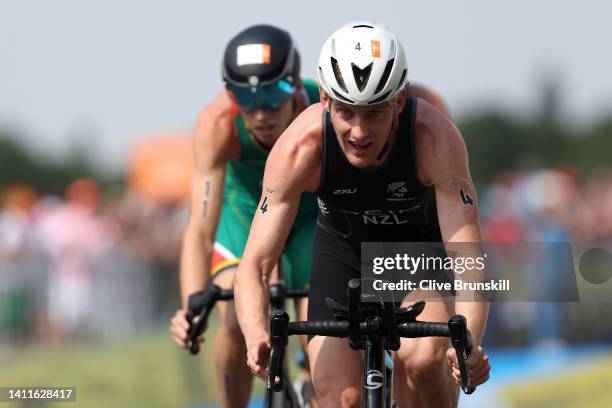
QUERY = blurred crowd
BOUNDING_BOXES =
[481,167,612,347]
[0,179,186,346]
[1,167,611,349]
[482,167,612,243]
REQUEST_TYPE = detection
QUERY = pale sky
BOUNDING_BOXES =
[1,0,611,170]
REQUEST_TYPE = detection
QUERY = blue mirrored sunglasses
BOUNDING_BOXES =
[228,80,295,112]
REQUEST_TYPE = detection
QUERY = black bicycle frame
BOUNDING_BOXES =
[364,338,386,408]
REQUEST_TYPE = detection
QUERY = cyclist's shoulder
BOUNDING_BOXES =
[268,104,324,191]
[414,97,467,184]
[193,90,240,161]
[196,89,239,130]
[406,83,450,117]
[287,103,325,147]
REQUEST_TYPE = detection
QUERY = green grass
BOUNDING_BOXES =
[501,353,612,408]
[0,315,303,408]
[4,329,612,408]
[0,328,218,408]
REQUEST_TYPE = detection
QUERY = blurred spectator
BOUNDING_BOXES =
[0,183,39,340]
[33,179,117,341]
[0,183,38,261]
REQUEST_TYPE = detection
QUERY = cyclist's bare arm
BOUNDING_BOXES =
[235,104,323,345]
[415,100,489,345]
[179,91,240,308]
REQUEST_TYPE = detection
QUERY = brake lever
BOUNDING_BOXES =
[187,316,206,354]
[268,310,289,392]
[186,285,221,355]
[448,315,476,395]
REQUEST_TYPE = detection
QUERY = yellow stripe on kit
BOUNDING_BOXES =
[211,259,241,276]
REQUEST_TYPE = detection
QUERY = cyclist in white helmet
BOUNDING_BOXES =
[235,23,490,407]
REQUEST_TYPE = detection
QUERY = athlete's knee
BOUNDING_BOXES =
[340,387,361,408]
[217,316,243,340]
[315,383,360,408]
[215,306,243,342]
[398,341,448,383]
[312,365,361,408]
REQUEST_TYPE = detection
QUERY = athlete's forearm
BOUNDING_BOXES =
[447,242,489,346]
[455,301,489,346]
[235,259,272,342]
[179,163,226,308]
[446,233,490,346]
[179,226,214,309]
[436,176,489,346]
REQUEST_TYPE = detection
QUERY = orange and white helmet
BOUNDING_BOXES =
[318,22,407,105]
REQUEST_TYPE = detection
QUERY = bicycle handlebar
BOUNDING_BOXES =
[268,309,476,395]
[185,283,308,355]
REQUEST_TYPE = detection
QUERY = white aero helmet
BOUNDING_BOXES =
[318,23,407,106]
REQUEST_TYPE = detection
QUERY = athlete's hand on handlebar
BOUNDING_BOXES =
[446,345,490,388]
[169,309,204,348]
[246,332,275,383]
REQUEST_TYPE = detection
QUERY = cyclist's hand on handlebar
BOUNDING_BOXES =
[246,334,273,382]
[446,346,490,388]
[169,309,204,348]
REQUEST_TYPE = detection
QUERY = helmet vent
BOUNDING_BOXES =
[332,88,353,104]
[331,57,348,93]
[374,58,394,94]
[318,66,327,89]
[353,24,374,29]
[395,69,407,92]
[368,90,391,105]
[389,40,396,59]
[351,63,373,92]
